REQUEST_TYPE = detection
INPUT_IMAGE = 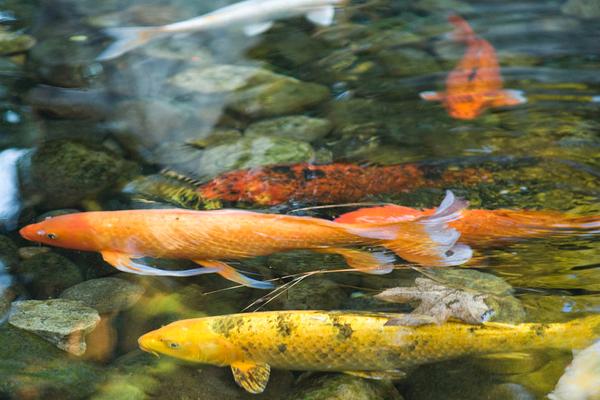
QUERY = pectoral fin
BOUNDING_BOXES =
[490,89,527,107]
[306,6,335,26]
[243,21,274,36]
[343,370,406,380]
[100,251,219,277]
[315,248,395,274]
[231,361,271,394]
[194,259,274,289]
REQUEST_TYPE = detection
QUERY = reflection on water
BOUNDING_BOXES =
[0,0,599,398]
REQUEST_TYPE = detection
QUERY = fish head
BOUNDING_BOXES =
[19,213,98,251]
[138,319,235,365]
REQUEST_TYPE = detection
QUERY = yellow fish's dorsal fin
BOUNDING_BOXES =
[343,369,407,380]
[230,361,271,394]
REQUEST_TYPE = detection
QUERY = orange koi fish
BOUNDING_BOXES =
[420,15,526,120]
[195,162,490,207]
[20,191,472,289]
[335,205,600,245]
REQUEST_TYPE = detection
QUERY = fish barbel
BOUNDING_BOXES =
[97,0,346,60]
[19,191,471,289]
[138,310,600,393]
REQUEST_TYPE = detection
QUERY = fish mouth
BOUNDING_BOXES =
[138,336,160,358]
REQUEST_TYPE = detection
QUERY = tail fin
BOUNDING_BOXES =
[448,14,476,44]
[343,191,472,267]
[96,27,163,61]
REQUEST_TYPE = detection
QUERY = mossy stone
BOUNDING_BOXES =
[290,374,404,400]
[16,252,83,298]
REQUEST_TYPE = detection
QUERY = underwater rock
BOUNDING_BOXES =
[18,246,51,259]
[170,64,330,117]
[0,287,16,320]
[186,128,243,149]
[0,235,19,270]
[245,115,332,142]
[471,352,549,375]
[230,78,330,118]
[0,324,103,399]
[289,374,404,400]
[60,277,145,314]
[92,351,294,400]
[15,252,83,299]
[278,278,347,311]
[377,48,440,77]
[507,355,571,398]
[0,30,35,55]
[562,0,600,18]
[485,383,536,400]
[26,85,111,120]
[9,298,100,355]
[19,140,138,208]
[177,136,315,180]
[28,36,103,88]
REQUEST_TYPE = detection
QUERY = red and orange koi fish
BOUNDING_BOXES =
[20,191,472,289]
[195,162,490,206]
[335,205,600,245]
[420,15,526,120]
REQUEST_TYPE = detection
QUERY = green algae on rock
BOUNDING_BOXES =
[16,252,83,299]
[19,140,138,208]
[60,277,145,314]
[290,374,404,400]
[8,299,100,355]
[0,30,35,55]
[245,116,332,142]
[0,324,103,399]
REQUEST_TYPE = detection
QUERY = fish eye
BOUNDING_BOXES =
[47,233,57,240]
[164,340,180,349]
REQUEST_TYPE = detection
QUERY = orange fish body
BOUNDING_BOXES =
[420,15,526,120]
[335,206,600,245]
[19,192,472,288]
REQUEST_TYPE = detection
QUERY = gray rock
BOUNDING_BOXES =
[15,252,83,299]
[289,374,404,400]
[0,287,15,319]
[245,116,332,142]
[61,277,145,314]
[18,246,51,259]
[0,30,35,55]
[18,140,139,209]
[0,324,104,399]
[279,278,347,311]
[377,48,441,77]
[169,64,275,94]
[562,0,600,18]
[0,235,19,271]
[178,135,315,180]
[9,299,100,355]
[230,78,330,118]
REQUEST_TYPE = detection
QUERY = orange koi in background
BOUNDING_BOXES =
[335,205,600,245]
[20,191,472,288]
[195,162,490,207]
[420,15,526,120]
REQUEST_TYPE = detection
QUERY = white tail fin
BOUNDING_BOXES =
[96,27,163,61]
[344,191,472,267]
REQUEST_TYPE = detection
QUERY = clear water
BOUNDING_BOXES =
[0,0,599,399]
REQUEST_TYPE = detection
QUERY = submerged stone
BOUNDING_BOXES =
[245,116,332,142]
[61,277,145,314]
[15,252,83,299]
[9,299,100,355]
[0,324,103,399]
[19,140,138,208]
[176,136,315,180]
[0,235,19,271]
[289,374,404,400]
[562,0,600,18]
[0,30,35,55]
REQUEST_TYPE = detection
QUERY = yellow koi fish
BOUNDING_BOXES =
[138,311,600,393]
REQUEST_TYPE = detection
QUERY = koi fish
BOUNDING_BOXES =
[97,0,345,61]
[138,310,600,393]
[420,15,526,120]
[334,205,600,245]
[124,162,492,209]
[19,191,472,289]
